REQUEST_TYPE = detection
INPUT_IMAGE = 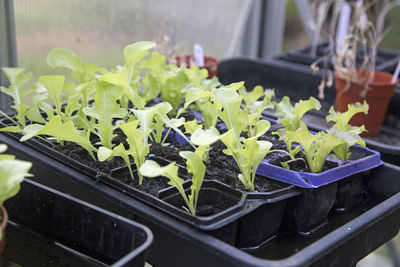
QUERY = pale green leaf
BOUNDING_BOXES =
[47,48,82,71]
[191,126,221,146]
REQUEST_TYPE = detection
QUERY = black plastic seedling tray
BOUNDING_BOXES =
[1,128,400,267]
[275,41,400,72]
[217,57,400,166]
[2,179,153,267]
[0,116,300,248]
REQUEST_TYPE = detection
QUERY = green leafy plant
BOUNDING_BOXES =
[274,96,321,131]
[283,122,346,173]
[47,48,104,84]
[240,86,275,137]
[140,146,208,216]
[212,87,274,191]
[21,115,97,160]
[326,101,368,160]
[98,120,149,184]
[0,144,32,240]
[82,81,127,149]
[0,68,33,129]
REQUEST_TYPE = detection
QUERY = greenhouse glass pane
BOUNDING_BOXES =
[14,0,242,78]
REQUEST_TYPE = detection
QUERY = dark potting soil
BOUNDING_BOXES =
[206,141,287,192]
[26,128,132,175]
[149,140,194,166]
[110,157,191,197]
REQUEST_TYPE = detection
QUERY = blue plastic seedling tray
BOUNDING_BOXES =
[257,145,383,188]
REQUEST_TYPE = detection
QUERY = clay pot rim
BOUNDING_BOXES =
[0,205,8,232]
[174,54,219,65]
[335,70,399,87]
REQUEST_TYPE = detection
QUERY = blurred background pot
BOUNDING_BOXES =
[174,54,219,78]
[335,70,398,137]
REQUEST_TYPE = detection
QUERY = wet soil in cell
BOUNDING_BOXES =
[112,169,171,197]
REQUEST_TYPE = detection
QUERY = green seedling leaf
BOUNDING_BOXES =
[326,101,368,131]
[47,48,99,83]
[39,75,65,120]
[21,115,96,159]
[123,41,156,66]
[1,68,33,127]
[182,66,208,87]
[273,128,301,158]
[226,81,245,91]
[140,160,191,212]
[180,148,206,214]
[98,146,113,161]
[119,120,149,184]
[240,85,264,106]
[185,87,218,128]
[191,126,221,146]
[326,101,368,160]
[82,81,127,148]
[0,158,32,205]
[275,96,321,131]
[160,70,189,113]
[328,126,366,160]
[285,122,345,173]
[99,67,145,109]
[184,120,201,135]
[140,73,161,102]
[0,145,32,240]
[47,48,82,72]
[213,87,246,139]
[132,102,172,143]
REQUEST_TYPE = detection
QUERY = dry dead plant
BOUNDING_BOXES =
[310,0,400,99]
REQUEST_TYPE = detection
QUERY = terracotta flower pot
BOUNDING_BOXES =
[335,71,398,137]
[0,205,8,255]
[174,55,219,78]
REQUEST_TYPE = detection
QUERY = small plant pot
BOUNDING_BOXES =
[281,182,338,235]
[335,172,371,212]
[335,71,398,137]
[174,54,219,78]
[236,184,300,249]
[0,205,8,256]
[157,180,245,244]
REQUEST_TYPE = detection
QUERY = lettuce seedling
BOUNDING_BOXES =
[184,120,202,135]
[240,86,275,137]
[140,146,208,216]
[183,87,217,129]
[98,102,177,184]
[284,122,346,173]
[0,68,33,128]
[82,81,127,149]
[212,88,275,191]
[139,50,188,113]
[99,42,157,109]
[326,101,368,160]
[47,48,103,84]
[99,67,145,109]
[98,120,149,184]
[275,96,321,131]
[38,75,83,123]
[21,115,97,160]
